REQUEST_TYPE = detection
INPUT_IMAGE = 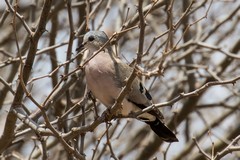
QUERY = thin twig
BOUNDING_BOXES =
[192,137,211,160]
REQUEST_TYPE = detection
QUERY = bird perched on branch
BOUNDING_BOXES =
[79,30,178,142]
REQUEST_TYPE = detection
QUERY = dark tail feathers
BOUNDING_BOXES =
[146,119,178,142]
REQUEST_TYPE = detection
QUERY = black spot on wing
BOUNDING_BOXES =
[145,89,152,101]
[139,82,144,93]
[139,82,152,101]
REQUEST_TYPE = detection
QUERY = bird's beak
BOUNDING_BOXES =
[76,41,86,52]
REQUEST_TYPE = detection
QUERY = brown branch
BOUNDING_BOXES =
[174,105,239,160]
[64,0,75,76]
[105,123,119,160]
[134,75,240,117]
[136,0,145,64]
[214,135,240,160]
[49,10,59,88]
[193,137,211,160]
[96,0,112,30]
[0,0,53,153]
[91,127,107,160]
[5,0,33,35]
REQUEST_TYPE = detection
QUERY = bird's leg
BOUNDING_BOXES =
[87,91,99,119]
[102,107,113,122]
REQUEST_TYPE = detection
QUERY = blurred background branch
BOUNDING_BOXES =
[0,0,239,159]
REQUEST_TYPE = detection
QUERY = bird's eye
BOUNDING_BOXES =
[88,36,95,41]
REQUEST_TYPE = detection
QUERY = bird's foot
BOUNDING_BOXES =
[102,108,113,122]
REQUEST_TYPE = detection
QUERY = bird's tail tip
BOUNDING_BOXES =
[147,119,178,143]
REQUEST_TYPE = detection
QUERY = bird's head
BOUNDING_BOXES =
[78,31,109,53]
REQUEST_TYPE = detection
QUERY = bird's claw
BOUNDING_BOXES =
[103,108,113,122]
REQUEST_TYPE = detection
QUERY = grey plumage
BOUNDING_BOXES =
[81,31,178,142]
